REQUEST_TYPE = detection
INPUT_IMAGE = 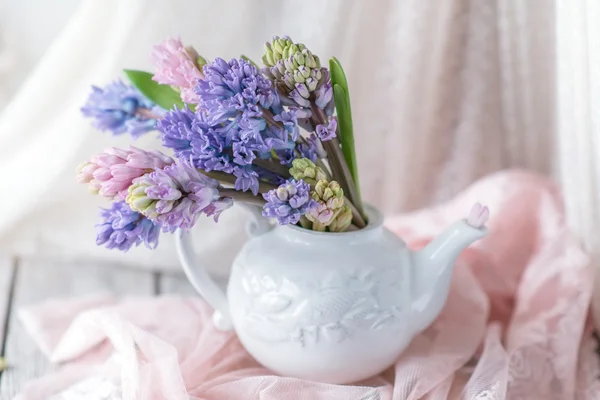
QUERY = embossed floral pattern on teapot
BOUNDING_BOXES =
[177,204,488,384]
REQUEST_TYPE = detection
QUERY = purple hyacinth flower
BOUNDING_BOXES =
[316,118,337,142]
[298,143,317,163]
[127,114,161,137]
[264,125,294,152]
[232,140,257,166]
[238,113,267,148]
[315,81,333,109]
[81,81,158,138]
[275,149,296,166]
[262,179,316,225]
[96,201,160,252]
[234,167,260,195]
[127,159,233,231]
[191,122,235,173]
[159,106,237,174]
[191,57,302,172]
[307,133,327,159]
[289,88,311,107]
[156,106,198,159]
[274,110,300,141]
[196,58,278,116]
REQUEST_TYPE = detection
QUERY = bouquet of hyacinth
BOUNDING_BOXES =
[77,36,368,252]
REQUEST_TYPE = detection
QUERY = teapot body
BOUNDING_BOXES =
[227,208,416,384]
[177,204,488,384]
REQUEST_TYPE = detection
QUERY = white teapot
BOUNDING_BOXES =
[176,204,488,384]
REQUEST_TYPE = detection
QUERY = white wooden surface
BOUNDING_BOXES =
[0,259,14,349]
[159,272,197,295]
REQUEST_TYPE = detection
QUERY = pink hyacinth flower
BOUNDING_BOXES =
[151,37,203,104]
[76,147,174,201]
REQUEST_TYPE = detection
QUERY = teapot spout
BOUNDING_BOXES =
[409,204,489,332]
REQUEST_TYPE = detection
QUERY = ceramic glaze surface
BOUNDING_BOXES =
[228,222,412,382]
[176,205,487,384]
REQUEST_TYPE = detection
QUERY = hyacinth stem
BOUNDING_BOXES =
[222,147,288,179]
[294,136,333,177]
[309,104,365,220]
[299,216,312,229]
[135,108,163,120]
[312,221,327,232]
[204,170,276,193]
[320,139,365,222]
[258,181,278,193]
[322,141,353,206]
[298,134,333,178]
[316,158,333,180]
[309,107,345,180]
[346,224,360,232]
[203,170,236,185]
[253,158,291,178]
[219,188,266,206]
[263,107,335,180]
[260,107,285,130]
[310,102,364,203]
[344,196,366,228]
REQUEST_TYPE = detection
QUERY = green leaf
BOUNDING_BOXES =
[123,70,185,111]
[241,55,259,68]
[329,57,349,96]
[196,55,208,69]
[329,58,361,201]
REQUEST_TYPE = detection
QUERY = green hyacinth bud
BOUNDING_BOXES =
[283,58,296,73]
[263,36,296,67]
[328,205,352,232]
[262,36,322,96]
[294,52,305,66]
[262,48,275,68]
[275,60,286,76]
[282,43,301,60]
[295,83,310,98]
[283,73,296,89]
[302,49,320,69]
[314,180,344,209]
[306,180,345,230]
[293,69,307,84]
[306,77,318,92]
[126,182,158,219]
[289,158,327,185]
[300,66,311,79]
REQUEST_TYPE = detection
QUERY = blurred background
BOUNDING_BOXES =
[0,0,597,282]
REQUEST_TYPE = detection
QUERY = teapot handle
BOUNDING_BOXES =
[175,204,273,331]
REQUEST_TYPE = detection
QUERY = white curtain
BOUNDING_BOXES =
[555,0,600,325]
[0,0,593,281]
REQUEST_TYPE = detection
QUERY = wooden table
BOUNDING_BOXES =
[0,257,197,399]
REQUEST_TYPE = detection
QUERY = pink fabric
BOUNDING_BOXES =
[14,171,600,399]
